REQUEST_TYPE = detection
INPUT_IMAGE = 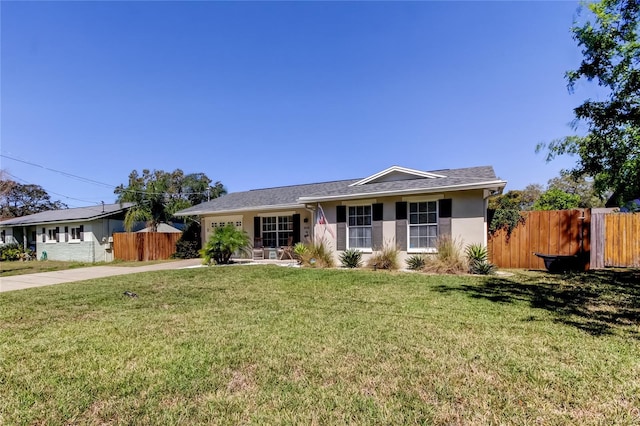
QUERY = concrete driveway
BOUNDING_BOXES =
[0,259,203,293]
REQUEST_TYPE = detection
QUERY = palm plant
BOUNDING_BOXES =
[200,224,251,265]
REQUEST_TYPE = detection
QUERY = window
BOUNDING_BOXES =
[409,201,438,249]
[46,228,58,243]
[262,216,293,247]
[70,226,82,241]
[348,205,371,249]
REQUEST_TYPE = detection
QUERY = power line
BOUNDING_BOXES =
[1,153,219,197]
[3,171,101,207]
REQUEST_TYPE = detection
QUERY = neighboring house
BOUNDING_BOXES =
[0,203,134,262]
[174,165,507,263]
[137,223,183,233]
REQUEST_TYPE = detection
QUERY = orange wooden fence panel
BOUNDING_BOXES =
[488,209,591,270]
[113,232,181,261]
[604,213,640,268]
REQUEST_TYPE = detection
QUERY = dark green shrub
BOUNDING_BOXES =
[0,243,23,261]
[339,248,362,268]
[405,254,426,271]
[172,240,200,259]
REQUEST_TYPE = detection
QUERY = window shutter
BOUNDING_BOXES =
[372,221,383,249]
[42,228,46,243]
[372,203,383,221]
[438,218,451,239]
[292,214,301,244]
[395,202,407,220]
[64,226,69,242]
[336,223,346,251]
[336,205,346,223]
[439,199,452,218]
[79,225,84,241]
[396,220,407,251]
[55,227,60,242]
[253,217,261,239]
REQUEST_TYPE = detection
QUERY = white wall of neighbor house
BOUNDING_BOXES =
[34,219,125,262]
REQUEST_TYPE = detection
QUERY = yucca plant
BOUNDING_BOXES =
[339,248,362,268]
[465,243,496,275]
[293,242,308,263]
[405,254,426,271]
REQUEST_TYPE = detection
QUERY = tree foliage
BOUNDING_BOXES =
[114,169,226,231]
[547,170,606,207]
[488,184,543,211]
[0,179,68,219]
[538,0,640,205]
[532,188,582,211]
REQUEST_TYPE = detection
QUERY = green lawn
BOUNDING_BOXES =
[1,266,638,425]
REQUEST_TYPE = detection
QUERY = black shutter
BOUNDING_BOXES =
[64,226,69,242]
[55,227,60,242]
[439,199,452,218]
[396,220,407,251]
[42,228,46,243]
[292,214,301,244]
[253,217,261,239]
[395,202,407,220]
[79,225,84,241]
[372,203,383,221]
[336,205,346,223]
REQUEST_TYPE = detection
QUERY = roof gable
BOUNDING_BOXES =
[0,203,134,227]
[350,166,446,186]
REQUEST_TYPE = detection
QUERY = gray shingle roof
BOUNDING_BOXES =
[175,165,505,216]
[0,203,135,226]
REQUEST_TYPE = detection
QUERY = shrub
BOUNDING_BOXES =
[200,224,251,265]
[0,243,23,261]
[293,242,308,262]
[423,236,467,274]
[367,242,399,270]
[172,221,202,259]
[298,239,335,268]
[465,243,496,275]
[339,248,362,268]
[405,254,426,271]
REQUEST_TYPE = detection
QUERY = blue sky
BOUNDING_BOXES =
[2,1,595,208]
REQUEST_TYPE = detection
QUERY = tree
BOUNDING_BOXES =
[114,169,226,231]
[532,188,581,211]
[0,180,68,219]
[488,184,543,211]
[546,171,606,207]
[538,0,640,206]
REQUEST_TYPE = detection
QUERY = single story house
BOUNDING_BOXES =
[174,165,506,263]
[0,202,134,262]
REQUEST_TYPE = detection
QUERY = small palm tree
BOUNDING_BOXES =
[200,224,251,265]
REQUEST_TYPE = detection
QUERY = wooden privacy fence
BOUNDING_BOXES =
[488,209,591,270]
[113,232,181,261]
[590,212,640,268]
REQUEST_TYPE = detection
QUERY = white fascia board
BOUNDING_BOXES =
[349,166,447,187]
[174,203,306,217]
[299,180,507,203]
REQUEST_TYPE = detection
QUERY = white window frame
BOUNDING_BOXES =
[347,205,372,251]
[46,227,58,244]
[262,215,293,248]
[69,226,82,243]
[408,201,438,253]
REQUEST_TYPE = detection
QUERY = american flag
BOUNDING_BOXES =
[317,203,335,238]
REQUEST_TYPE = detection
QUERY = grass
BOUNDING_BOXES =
[1,266,639,425]
[0,259,180,277]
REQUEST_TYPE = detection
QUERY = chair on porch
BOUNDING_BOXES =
[253,237,264,260]
[279,236,294,260]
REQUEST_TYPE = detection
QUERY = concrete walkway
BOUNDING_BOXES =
[0,259,203,293]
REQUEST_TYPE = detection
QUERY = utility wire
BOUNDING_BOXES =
[1,153,219,197]
[3,171,104,207]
